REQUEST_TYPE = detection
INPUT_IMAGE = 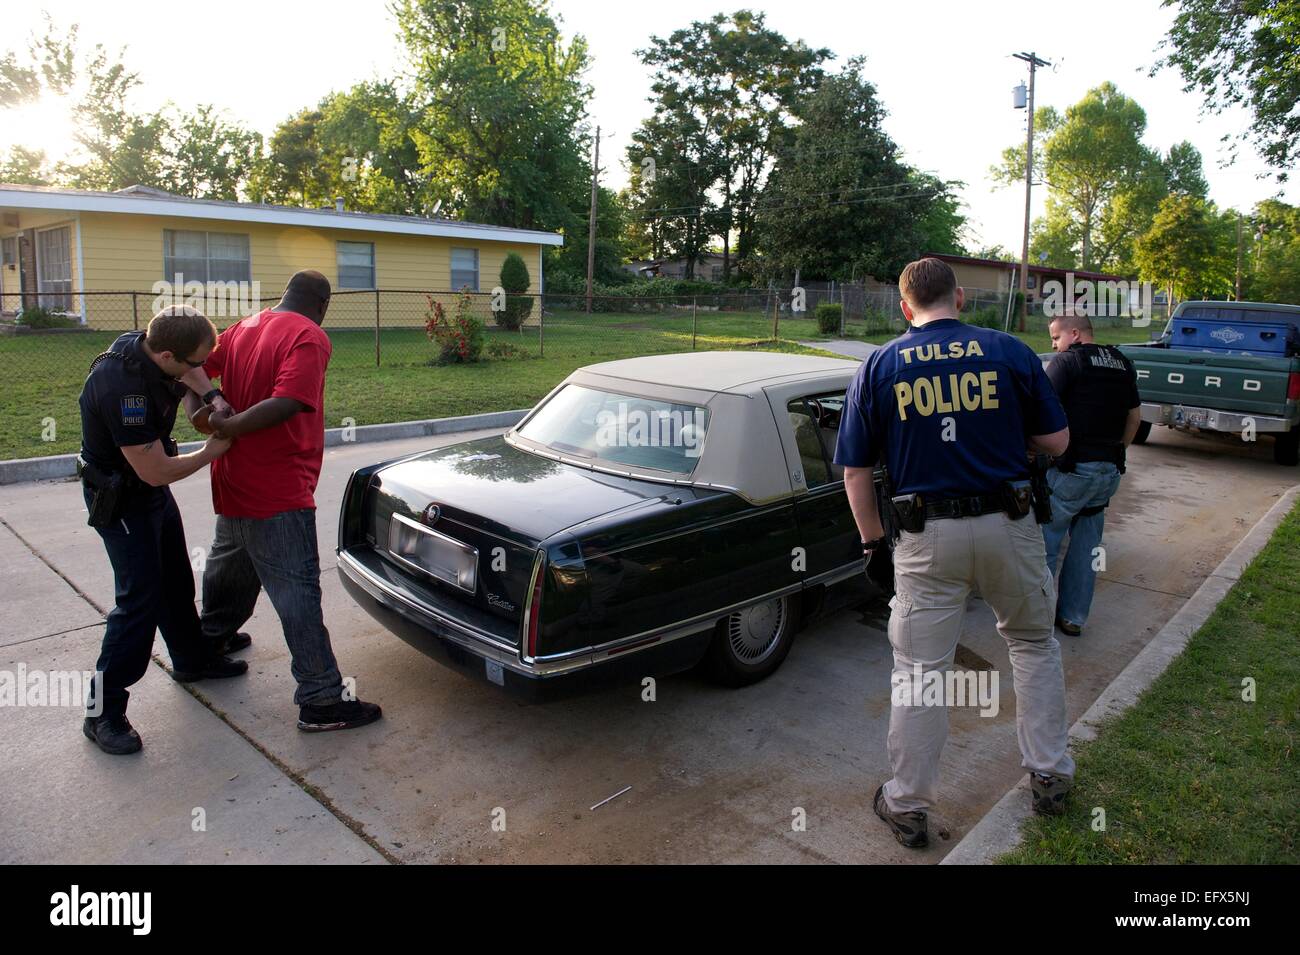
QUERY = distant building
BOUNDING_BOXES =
[923,252,1136,308]
[624,252,731,282]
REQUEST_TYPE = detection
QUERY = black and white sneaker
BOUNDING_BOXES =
[1030,772,1072,816]
[297,699,383,733]
[873,784,928,848]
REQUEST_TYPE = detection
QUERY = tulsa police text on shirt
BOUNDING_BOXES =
[893,339,1001,421]
[49,885,151,936]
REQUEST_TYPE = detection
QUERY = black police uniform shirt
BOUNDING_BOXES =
[79,332,185,475]
[835,317,1068,498]
[1045,341,1141,467]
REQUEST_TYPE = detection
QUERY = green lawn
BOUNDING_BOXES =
[0,308,1158,460]
[999,500,1300,864]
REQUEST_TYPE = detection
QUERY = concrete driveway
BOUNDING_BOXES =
[1,423,1295,864]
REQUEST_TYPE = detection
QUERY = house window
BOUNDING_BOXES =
[37,226,72,311]
[1,236,16,266]
[337,241,375,289]
[711,265,723,282]
[163,229,251,284]
[450,248,479,291]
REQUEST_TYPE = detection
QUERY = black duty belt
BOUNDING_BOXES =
[923,493,1007,521]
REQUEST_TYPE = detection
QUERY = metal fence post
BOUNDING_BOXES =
[692,297,698,350]
[374,289,381,368]
[539,296,544,357]
[131,291,139,330]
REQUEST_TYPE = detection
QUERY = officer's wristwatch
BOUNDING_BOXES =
[201,387,224,404]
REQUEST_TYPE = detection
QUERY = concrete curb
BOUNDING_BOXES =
[941,483,1300,865]
[0,408,530,485]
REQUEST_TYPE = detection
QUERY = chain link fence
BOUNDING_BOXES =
[0,285,1171,460]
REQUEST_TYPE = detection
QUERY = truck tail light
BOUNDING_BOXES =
[1288,372,1300,401]
[524,554,545,659]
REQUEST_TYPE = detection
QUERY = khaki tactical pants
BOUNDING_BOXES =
[881,510,1075,814]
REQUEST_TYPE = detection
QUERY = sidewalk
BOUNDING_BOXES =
[0,515,386,864]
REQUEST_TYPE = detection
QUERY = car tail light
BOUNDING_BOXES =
[524,554,545,659]
[1288,372,1300,401]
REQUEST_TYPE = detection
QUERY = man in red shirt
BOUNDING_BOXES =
[197,270,382,732]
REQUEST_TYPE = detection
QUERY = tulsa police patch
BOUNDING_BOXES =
[120,395,147,426]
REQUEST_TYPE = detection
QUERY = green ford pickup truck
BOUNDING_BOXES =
[1119,301,1300,467]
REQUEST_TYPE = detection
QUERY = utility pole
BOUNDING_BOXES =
[1235,213,1243,301]
[585,125,600,315]
[1013,52,1050,332]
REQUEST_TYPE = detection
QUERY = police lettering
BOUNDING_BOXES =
[895,370,999,420]
[898,339,985,364]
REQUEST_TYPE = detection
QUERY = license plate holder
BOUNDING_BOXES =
[388,513,479,593]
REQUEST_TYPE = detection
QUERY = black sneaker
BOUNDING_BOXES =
[216,631,253,654]
[83,715,143,755]
[172,655,249,683]
[297,699,383,733]
[1055,616,1083,637]
[1030,772,1072,816]
[873,784,928,848]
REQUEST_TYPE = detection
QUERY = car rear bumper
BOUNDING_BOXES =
[1140,401,1293,433]
[337,549,712,701]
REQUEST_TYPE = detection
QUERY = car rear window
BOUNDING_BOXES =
[516,384,710,475]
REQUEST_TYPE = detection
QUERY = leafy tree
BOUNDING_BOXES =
[755,59,963,281]
[0,146,52,185]
[634,10,829,280]
[1154,0,1300,180]
[1247,199,1300,303]
[394,0,592,234]
[995,83,1157,270]
[1135,194,1236,303]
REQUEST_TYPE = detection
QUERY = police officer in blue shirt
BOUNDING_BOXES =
[835,258,1076,847]
[78,305,247,755]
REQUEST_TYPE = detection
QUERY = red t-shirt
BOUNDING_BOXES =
[204,309,331,518]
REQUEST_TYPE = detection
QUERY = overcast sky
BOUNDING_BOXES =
[5,0,1295,251]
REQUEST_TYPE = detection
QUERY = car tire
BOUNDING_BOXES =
[1273,425,1300,467]
[701,595,801,687]
[1131,420,1152,445]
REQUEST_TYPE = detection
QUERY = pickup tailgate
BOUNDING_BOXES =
[1122,345,1297,417]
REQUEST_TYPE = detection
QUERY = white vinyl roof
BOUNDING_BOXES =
[0,184,564,246]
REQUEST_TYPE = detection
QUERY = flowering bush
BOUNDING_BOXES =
[424,290,484,364]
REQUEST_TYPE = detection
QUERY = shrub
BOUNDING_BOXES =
[18,306,80,329]
[814,302,842,334]
[495,253,533,330]
[424,291,484,364]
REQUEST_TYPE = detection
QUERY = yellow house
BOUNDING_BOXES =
[0,184,562,328]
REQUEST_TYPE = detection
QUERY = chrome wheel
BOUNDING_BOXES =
[726,598,787,665]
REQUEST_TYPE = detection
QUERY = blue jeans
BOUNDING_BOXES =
[85,484,211,718]
[1042,462,1122,627]
[200,508,343,706]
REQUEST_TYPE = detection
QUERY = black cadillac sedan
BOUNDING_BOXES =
[337,350,884,699]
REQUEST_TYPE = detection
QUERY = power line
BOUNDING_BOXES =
[629,188,945,222]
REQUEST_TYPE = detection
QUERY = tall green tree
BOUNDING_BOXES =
[995,83,1157,270]
[1155,0,1300,180]
[1247,199,1300,303]
[394,0,592,234]
[1135,194,1236,303]
[754,59,964,281]
[634,10,829,280]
